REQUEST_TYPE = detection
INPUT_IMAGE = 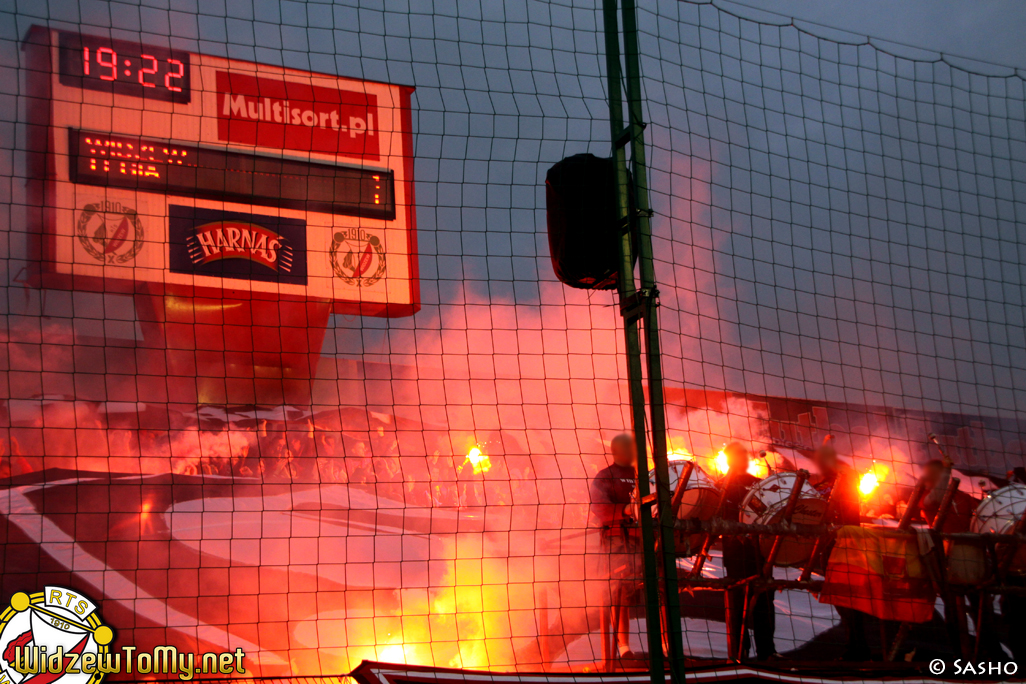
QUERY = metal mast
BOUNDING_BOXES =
[602,1,685,683]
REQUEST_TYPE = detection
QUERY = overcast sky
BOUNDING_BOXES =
[721,0,1026,71]
[4,0,1025,422]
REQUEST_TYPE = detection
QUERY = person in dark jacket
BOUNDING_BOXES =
[590,433,640,659]
[719,442,776,660]
[811,442,869,660]
[590,434,638,533]
[810,443,861,526]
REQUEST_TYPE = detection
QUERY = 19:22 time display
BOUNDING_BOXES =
[82,46,184,91]
[58,31,191,104]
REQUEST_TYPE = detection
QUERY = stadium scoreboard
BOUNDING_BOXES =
[24,27,418,315]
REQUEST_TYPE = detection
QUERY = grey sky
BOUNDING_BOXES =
[722,0,1026,71]
[4,0,1025,423]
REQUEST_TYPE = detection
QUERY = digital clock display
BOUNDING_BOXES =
[58,31,191,104]
[69,129,395,220]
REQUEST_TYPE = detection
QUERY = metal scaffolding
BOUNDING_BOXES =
[602,1,685,682]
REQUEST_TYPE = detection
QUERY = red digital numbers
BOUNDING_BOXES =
[87,48,183,92]
[62,32,190,102]
[139,54,158,88]
[96,47,117,81]
[165,59,184,92]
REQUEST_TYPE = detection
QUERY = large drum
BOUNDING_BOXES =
[741,471,828,567]
[633,461,721,555]
[971,483,1026,574]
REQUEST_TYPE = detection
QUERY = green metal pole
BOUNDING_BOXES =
[601,1,666,682]
[618,1,687,683]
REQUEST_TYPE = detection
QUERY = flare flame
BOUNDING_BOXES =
[464,446,491,474]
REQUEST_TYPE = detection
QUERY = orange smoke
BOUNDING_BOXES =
[367,539,501,670]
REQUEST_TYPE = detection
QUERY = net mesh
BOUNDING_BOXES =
[1,0,1025,675]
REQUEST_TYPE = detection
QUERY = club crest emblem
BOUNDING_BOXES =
[330,228,386,287]
[0,587,113,684]
[75,201,144,264]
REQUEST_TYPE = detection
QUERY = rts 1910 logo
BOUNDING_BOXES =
[330,227,386,287]
[0,586,113,684]
[76,200,145,265]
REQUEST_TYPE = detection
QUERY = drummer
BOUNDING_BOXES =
[590,433,640,660]
[590,434,638,535]
[719,442,776,660]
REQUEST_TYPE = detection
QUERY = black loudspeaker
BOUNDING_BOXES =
[545,153,630,290]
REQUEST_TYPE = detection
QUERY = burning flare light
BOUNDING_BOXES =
[859,463,888,498]
[859,471,879,497]
[747,457,769,479]
[377,644,409,664]
[710,446,768,478]
[464,446,492,475]
[667,446,693,462]
[713,448,730,475]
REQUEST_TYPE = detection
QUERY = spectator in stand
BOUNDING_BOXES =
[590,434,638,533]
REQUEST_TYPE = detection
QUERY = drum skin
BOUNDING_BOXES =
[972,484,1026,534]
[972,483,1026,574]
[640,461,721,555]
[741,472,828,567]
[675,487,722,554]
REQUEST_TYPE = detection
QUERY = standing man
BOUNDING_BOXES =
[810,441,867,660]
[719,442,776,660]
[590,433,639,533]
[590,433,641,660]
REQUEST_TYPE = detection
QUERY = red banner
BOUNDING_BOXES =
[216,71,380,160]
